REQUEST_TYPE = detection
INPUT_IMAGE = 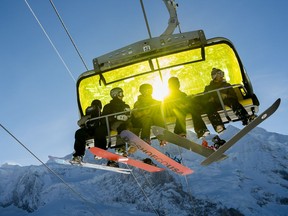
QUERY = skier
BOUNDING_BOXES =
[131,83,166,144]
[164,77,190,137]
[101,87,135,167]
[204,68,251,126]
[102,87,131,134]
[164,77,225,141]
[164,77,212,138]
[71,99,107,163]
[129,84,165,165]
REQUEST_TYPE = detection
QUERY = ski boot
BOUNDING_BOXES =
[202,139,217,151]
[212,135,226,149]
[142,138,152,145]
[248,114,257,123]
[197,129,210,139]
[142,158,157,166]
[116,142,137,157]
[107,160,119,168]
[235,109,250,126]
[94,155,102,160]
[215,125,225,134]
[159,139,167,147]
[177,133,187,138]
[70,155,83,164]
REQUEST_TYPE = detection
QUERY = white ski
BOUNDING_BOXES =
[48,156,132,174]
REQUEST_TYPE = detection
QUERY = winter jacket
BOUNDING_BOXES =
[132,95,161,119]
[164,89,190,116]
[204,80,237,102]
[102,98,130,125]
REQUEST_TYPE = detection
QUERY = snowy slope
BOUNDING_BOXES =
[0,125,287,216]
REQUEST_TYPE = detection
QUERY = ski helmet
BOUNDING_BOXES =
[86,99,102,117]
[139,83,153,95]
[91,99,102,110]
[110,87,124,98]
[211,68,224,80]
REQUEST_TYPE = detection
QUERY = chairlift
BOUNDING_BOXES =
[76,0,259,141]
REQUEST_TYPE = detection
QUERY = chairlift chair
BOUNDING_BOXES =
[76,1,259,145]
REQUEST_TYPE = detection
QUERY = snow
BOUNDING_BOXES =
[0,125,288,216]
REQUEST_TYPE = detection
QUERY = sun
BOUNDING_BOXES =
[151,78,169,101]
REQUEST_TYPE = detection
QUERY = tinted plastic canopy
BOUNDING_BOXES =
[76,30,258,121]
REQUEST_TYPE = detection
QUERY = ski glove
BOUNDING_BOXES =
[116,115,128,121]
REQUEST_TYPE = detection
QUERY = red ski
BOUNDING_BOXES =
[89,147,164,173]
[120,130,194,175]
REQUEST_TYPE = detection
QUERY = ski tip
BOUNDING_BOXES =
[48,155,57,160]
[200,158,215,166]
[275,98,281,107]
[200,161,209,166]
[119,130,133,141]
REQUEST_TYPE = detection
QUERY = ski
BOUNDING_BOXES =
[48,156,131,174]
[120,130,194,175]
[152,126,228,162]
[89,147,164,173]
[201,98,281,166]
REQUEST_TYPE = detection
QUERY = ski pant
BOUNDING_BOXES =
[225,97,249,118]
[170,98,207,136]
[206,97,248,121]
[131,109,166,141]
[173,110,187,135]
[73,125,107,157]
[190,97,209,135]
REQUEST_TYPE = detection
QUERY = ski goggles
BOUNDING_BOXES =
[118,91,124,97]
[212,70,224,79]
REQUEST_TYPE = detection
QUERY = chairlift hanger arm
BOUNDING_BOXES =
[161,0,179,36]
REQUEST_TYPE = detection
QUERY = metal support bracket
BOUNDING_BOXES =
[161,0,179,36]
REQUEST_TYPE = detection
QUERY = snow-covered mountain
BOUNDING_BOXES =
[0,125,287,216]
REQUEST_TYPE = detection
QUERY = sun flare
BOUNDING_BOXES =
[151,78,170,101]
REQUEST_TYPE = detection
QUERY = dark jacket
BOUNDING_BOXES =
[204,80,237,101]
[77,105,101,128]
[164,89,190,116]
[102,98,130,125]
[132,95,161,119]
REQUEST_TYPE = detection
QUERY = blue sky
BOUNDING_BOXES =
[1,0,287,166]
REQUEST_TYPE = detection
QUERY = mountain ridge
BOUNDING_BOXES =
[0,125,287,216]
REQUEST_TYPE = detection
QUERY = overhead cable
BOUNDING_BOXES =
[24,0,76,83]
[49,0,89,71]
[0,123,103,215]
